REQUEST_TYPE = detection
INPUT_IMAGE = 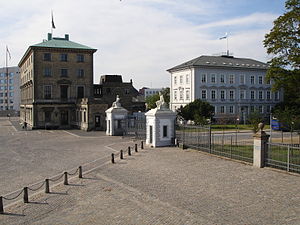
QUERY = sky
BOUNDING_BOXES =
[0,0,286,90]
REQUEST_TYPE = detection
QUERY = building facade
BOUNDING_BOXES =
[167,55,283,122]
[139,87,163,98]
[0,66,20,113]
[18,33,145,130]
[18,33,101,129]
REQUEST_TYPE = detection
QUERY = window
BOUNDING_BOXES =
[179,90,184,100]
[201,90,207,99]
[186,74,189,84]
[44,68,52,77]
[45,111,52,122]
[266,91,271,100]
[77,54,84,62]
[229,106,234,114]
[180,75,183,84]
[220,74,225,83]
[84,111,86,123]
[44,85,52,99]
[77,69,84,78]
[240,90,245,100]
[174,76,177,85]
[60,85,68,99]
[258,76,263,84]
[186,90,190,100]
[266,105,271,113]
[174,91,177,100]
[9,86,13,90]
[240,75,245,84]
[229,90,234,100]
[220,90,225,100]
[60,54,68,62]
[220,106,225,114]
[211,90,216,100]
[9,92,13,97]
[266,78,270,85]
[229,75,235,84]
[77,86,84,98]
[201,74,206,83]
[163,125,168,138]
[61,69,68,77]
[44,53,51,61]
[275,91,279,100]
[211,74,216,83]
[106,88,111,94]
[250,106,255,112]
[251,90,255,100]
[258,91,263,100]
[250,76,255,84]
[9,79,13,84]
[125,89,130,94]
[259,105,263,113]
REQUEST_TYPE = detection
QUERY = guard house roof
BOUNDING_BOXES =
[167,55,269,72]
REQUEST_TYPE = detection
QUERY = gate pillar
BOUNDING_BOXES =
[145,95,176,147]
[253,123,270,168]
[105,95,128,136]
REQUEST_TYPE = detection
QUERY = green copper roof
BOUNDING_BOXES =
[31,33,96,51]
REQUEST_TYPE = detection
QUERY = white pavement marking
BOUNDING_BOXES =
[62,130,81,137]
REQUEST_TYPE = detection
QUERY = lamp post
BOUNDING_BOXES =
[236,117,240,145]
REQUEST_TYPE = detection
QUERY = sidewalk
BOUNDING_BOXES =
[1,146,300,225]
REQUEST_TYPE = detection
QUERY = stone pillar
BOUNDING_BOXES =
[253,123,270,168]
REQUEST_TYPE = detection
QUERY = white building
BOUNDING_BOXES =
[167,55,282,121]
[0,66,20,112]
[139,87,163,98]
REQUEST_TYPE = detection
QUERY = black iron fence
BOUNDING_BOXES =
[123,114,146,140]
[176,124,253,163]
[265,143,300,173]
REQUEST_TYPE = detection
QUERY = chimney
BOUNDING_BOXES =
[130,79,133,84]
[65,34,69,40]
[48,33,52,40]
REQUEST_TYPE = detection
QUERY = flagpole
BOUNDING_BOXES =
[227,36,229,56]
[5,46,9,111]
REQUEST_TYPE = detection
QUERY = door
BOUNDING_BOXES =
[61,110,69,125]
[149,125,153,144]
[95,116,101,128]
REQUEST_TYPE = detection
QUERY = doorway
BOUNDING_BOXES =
[95,115,101,128]
[61,110,69,125]
[149,125,153,144]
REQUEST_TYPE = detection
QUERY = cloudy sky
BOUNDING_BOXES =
[0,0,286,89]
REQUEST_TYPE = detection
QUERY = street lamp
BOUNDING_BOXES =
[236,117,240,145]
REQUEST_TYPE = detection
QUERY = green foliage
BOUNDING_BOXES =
[273,104,300,131]
[264,0,300,125]
[177,99,214,125]
[145,94,160,109]
[248,111,263,133]
[145,87,170,109]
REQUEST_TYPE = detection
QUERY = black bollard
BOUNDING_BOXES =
[120,150,123,159]
[45,179,50,193]
[64,172,68,185]
[128,146,131,156]
[0,196,3,214]
[141,141,144,149]
[79,166,83,178]
[23,187,29,203]
[135,144,138,152]
[111,153,115,164]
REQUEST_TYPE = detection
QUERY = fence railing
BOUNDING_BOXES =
[265,143,300,173]
[176,125,253,163]
[0,141,144,214]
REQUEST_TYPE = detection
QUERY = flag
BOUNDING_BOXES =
[6,46,11,60]
[51,11,56,29]
[219,33,228,40]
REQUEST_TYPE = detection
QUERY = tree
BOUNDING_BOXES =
[177,99,214,125]
[248,110,264,133]
[145,88,170,109]
[263,0,300,105]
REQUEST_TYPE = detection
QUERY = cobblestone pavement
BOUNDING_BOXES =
[0,118,134,195]
[1,143,300,225]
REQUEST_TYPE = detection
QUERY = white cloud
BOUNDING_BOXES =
[0,0,278,89]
